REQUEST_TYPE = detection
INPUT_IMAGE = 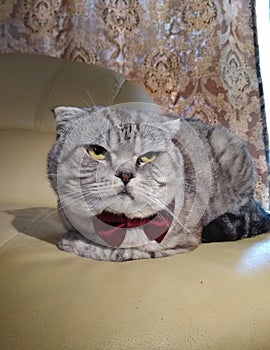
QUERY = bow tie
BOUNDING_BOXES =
[92,206,174,247]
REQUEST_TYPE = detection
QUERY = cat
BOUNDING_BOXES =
[47,105,270,261]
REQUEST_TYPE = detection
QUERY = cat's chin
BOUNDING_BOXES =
[104,201,171,220]
[104,207,148,219]
[102,190,174,219]
[117,192,135,201]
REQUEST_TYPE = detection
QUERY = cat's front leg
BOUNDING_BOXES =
[152,222,202,255]
[140,234,200,259]
[58,231,117,261]
[58,223,202,261]
[58,231,154,262]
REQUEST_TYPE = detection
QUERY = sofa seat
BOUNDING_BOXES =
[0,54,270,350]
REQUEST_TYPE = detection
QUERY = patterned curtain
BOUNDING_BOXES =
[0,0,269,207]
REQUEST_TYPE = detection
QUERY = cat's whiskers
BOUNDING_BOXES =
[59,186,119,213]
[24,188,86,229]
[48,176,115,192]
[29,189,92,227]
[138,188,187,231]
[85,89,99,111]
[25,207,58,232]
[82,185,116,197]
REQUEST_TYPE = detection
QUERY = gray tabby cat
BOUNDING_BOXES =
[48,105,270,261]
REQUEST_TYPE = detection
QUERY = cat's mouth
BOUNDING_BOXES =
[92,201,175,247]
[118,189,135,200]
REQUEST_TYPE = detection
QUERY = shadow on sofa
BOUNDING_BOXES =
[7,207,270,272]
[6,207,65,245]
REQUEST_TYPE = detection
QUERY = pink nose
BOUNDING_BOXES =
[116,172,134,184]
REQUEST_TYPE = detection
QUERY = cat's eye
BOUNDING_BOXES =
[87,145,107,161]
[138,152,157,164]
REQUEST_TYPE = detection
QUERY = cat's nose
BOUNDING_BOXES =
[116,172,134,185]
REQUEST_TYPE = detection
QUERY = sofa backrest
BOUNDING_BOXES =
[0,54,155,206]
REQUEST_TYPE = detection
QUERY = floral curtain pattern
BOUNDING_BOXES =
[0,0,268,206]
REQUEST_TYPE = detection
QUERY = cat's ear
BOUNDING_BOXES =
[52,106,102,135]
[52,106,85,129]
[163,118,182,137]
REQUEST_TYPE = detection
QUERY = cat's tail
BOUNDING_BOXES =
[202,200,270,243]
[247,200,270,236]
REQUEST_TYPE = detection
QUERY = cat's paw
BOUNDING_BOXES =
[57,231,150,261]
[58,231,117,261]
[58,231,91,256]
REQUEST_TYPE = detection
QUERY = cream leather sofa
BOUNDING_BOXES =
[0,53,270,350]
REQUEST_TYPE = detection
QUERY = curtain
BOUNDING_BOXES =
[0,0,268,207]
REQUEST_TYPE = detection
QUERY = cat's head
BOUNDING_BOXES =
[48,106,184,220]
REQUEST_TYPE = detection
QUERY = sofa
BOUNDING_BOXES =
[0,53,270,350]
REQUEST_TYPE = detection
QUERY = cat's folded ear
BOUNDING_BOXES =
[52,106,102,133]
[162,118,182,138]
[52,107,84,127]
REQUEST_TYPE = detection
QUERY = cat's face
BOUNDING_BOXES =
[48,106,184,219]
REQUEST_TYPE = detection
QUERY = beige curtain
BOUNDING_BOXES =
[1,0,269,206]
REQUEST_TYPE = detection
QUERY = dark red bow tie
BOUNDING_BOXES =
[92,206,174,247]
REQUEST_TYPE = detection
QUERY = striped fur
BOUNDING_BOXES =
[48,106,270,261]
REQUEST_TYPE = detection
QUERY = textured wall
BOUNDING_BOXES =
[0,0,268,205]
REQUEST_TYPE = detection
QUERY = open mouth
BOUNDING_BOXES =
[92,201,175,247]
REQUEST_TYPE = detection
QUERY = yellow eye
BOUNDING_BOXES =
[87,145,107,161]
[138,152,157,164]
